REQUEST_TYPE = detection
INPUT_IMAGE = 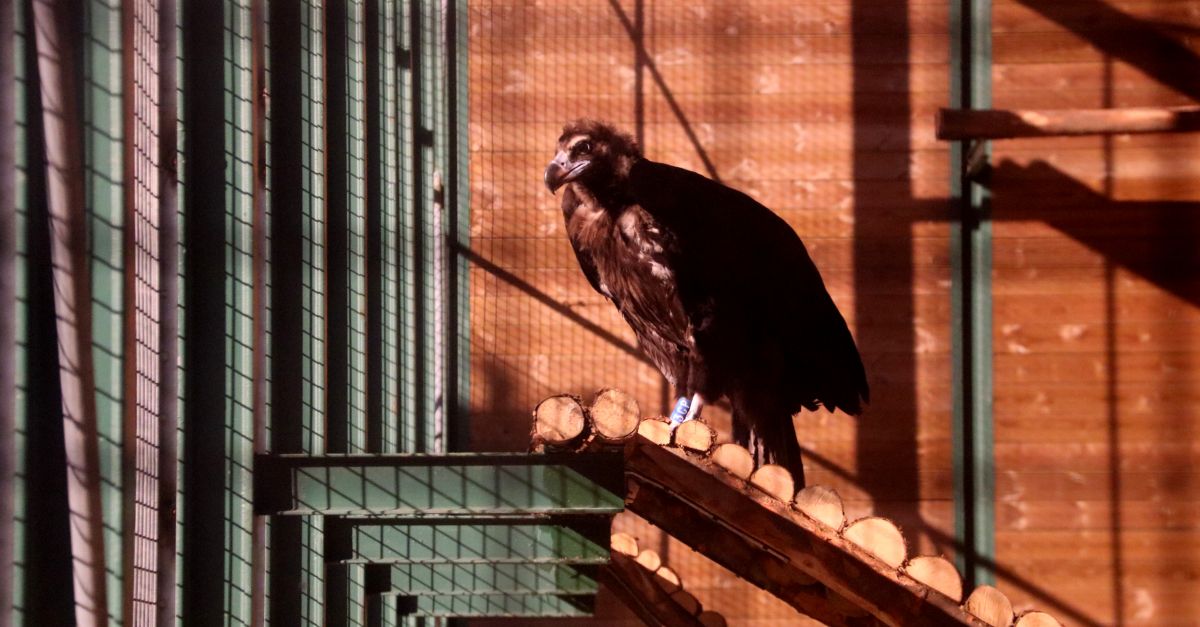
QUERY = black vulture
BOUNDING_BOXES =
[544,119,868,485]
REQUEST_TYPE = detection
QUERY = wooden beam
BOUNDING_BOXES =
[623,437,989,627]
[937,106,1200,140]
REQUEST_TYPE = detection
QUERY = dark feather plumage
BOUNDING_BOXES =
[545,119,869,485]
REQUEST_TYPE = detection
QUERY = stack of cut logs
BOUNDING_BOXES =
[532,389,1065,627]
[604,532,728,627]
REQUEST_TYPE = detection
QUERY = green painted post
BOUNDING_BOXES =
[950,0,995,589]
[379,0,401,456]
[447,0,471,453]
[397,0,418,456]
[180,0,261,623]
[300,2,329,623]
[0,0,13,610]
[9,3,27,623]
[82,2,127,622]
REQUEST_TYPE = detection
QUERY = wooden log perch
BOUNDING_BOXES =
[636,549,663,573]
[673,419,715,453]
[611,532,639,558]
[591,388,641,442]
[710,443,754,481]
[750,464,796,502]
[1015,611,1062,627]
[842,517,907,569]
[638,417,673,445]
[964,585,1014,627]
[532,395,587,449]
[793,485,846,531]
[624,440,982,626]
[604,537,723,627]
[669,589,702,616]
[904,556,963,603]
[655,565,681,593]
[936,106,1200,140]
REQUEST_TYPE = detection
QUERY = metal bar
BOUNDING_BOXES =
[365,0,383,455]
[389,592,594,617]
[32,1,110,623]
[408,0,428,453]
[379,0,400,455]
[327,0,350,455]
[154,0,180,622]
[250,0,270,622]
[346,0,369,457]
[82,3,128,619]
[937,105,1200,140]
[365,564,392,627]
[180,0,259,623]
[950,0,996,589]
[0,0,16,620]
[445,0,471,453]
[267,0,307,623]
[256,452,624,516]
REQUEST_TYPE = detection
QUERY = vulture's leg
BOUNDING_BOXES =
[682,393,706,422]
[668,397,691,426]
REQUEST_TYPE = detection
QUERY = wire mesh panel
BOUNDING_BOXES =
[468,1,954,623]
[126,0,165,623]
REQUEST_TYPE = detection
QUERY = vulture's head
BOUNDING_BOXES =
[544,119,641,194]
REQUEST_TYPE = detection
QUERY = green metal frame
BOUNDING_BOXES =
[386,592,595,618]
[82,2,127,621]
[950,0,996,589]
[256,452,625,516]
[386,563,600,596]
[341,523,610,565]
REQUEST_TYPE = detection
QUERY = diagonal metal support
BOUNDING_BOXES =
[255,451,625,516]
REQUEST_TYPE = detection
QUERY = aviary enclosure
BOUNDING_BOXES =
[2,0,1199,626]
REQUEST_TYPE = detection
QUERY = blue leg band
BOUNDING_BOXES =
[669,397,691,426]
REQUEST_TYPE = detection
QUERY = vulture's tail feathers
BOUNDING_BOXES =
[733,397,806,489]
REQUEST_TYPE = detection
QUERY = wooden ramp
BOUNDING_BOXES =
[533,391,1066,627]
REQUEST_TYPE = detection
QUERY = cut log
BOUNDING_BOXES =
[904,556,963,603]
[604,551,708,627]
[709,443,754,481]
[1014,611,1062,627]
[793,485,846,531]
[669,589,701,616]
[842,517,907,569]
[611,533,639,558]
[636,549,663,573]
[936,106,1200,140]
[654,566,681,593]
[591,388,641,442]
[673,419,715,453]
[532,395,586,447]
[697,611,727,627]
[750,464,796,502]
[638,418,673,445]
[964,585,1014,627]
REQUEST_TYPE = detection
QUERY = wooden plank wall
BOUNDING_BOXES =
[989,1,1200,625]
[468,1,955,624]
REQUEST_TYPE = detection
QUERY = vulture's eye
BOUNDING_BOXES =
[574,141,592,155]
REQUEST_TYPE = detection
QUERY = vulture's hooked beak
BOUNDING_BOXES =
[544,151,589,194]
